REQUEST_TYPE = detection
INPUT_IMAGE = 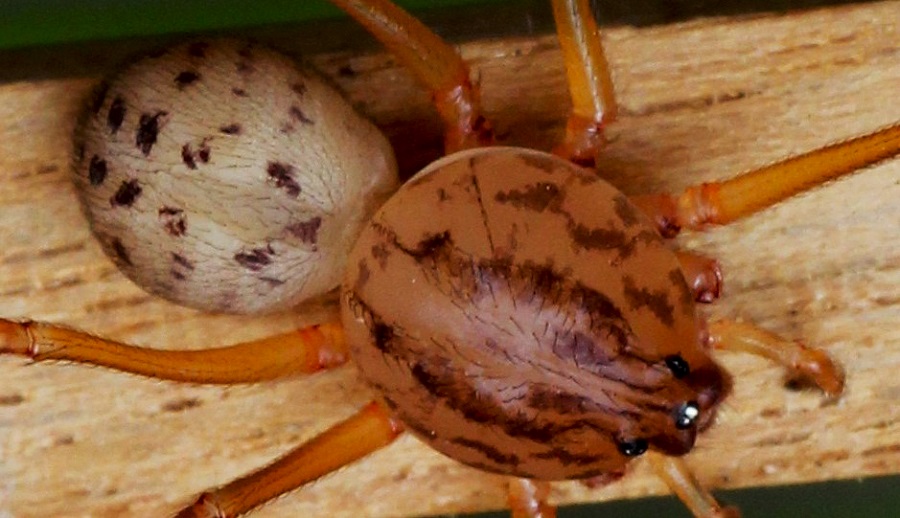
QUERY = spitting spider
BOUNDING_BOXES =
[0,1,898,517]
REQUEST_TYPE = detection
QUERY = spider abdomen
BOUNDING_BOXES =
[73,39,398,314]
[342,147,726,479]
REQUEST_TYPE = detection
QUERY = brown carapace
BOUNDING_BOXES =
[0,0,898,517]
[343,148,730,480]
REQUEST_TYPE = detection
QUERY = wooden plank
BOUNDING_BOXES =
[0,1,898,517]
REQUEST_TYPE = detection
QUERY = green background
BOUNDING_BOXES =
[1,0,895,516]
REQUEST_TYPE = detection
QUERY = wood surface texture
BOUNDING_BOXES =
[1,1,898,517]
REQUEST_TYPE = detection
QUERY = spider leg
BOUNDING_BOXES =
[174,401,403,518]
[631,122,900,235]
[675,251,723,304]
[0,319,347,383]
[706,319,844,398]
[330,0,493,152]
[550,0,617,166]
[649,452,740,518]
[507,478,556,518]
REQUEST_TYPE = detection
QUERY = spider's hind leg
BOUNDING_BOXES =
[330,0,494,152]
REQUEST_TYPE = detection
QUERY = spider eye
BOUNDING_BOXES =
[665,354,690,379]
[674,401,700,429]
[617,438,649,457]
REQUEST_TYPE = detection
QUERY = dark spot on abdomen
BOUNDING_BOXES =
[136,111,167,155]
[234,246,274,271]
[107,96,125,133]
[266,161,301,197]
[159,207,187,236]
[285,217,322,245]
[110,180,142,207]
[175,71,200,88]
[88,155,107,186]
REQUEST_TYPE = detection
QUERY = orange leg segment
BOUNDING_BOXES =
[174,401,404,518]
[707,319,844,397]
[632,122,900,234]
[649,452,740,518]
[0,319,347,384]
[551,0,618,166]
[507,478,557,518]
[330,0,493,152]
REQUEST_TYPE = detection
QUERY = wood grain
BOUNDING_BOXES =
[1,2,898,517]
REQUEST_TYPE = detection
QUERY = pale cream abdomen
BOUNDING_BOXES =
[73,39,398,314]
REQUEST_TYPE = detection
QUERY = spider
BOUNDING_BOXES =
[1,1,900,518]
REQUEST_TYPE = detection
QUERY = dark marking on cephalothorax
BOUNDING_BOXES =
[91,81,110,114]
[569,225,658,261]
[622,276,674,327]
[111,238,133,266]
[289,106,314,125]
[172,253,194,271]
[494,182,563,212]
[107,96,125,133]
[285,217,322,245]
[234,246,274,271]
[110,179,142,207]
[437,188,450,202]
[175,70,200,88]
[136,111,167,155]
[159,207,187,236]
[371,243,391,269]
[519,152,564,175]
[187,41,209,58]
[219,123,242,135]
[669,268,695,315]
[533,447,609,467]
[450,437,521,467]
[88,155,107,186]
[613,195,640,227]
[291,82,307,95]
[373,321,397,354]
[569,224,630,253]
[527,387,588,414]
[266,161,301,197]
[232,87,248,97]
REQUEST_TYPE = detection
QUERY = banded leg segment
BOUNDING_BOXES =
[330,0,493,152]
[649,453,740,518]
[707,319,844,397]
[632,122,900,235]
[175,402,404,518]
[551,0,618,165]
[0,319,347,384]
